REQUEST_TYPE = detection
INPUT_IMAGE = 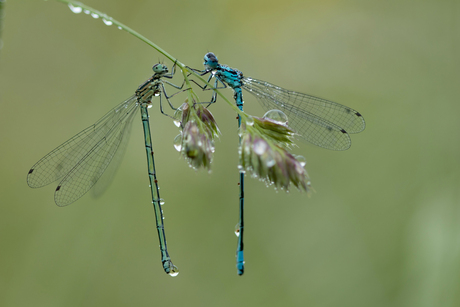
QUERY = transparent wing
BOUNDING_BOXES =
[242,77,365,151]
[27,96,139,205]
[91,104,136,199]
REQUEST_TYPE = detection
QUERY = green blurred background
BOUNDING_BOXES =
[1,0,459,306]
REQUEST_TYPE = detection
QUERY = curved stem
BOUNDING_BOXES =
[54,0,249,121]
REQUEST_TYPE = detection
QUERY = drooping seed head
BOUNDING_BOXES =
[174,101,220,170]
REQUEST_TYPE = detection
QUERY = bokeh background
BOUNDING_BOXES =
[1,0,459,306]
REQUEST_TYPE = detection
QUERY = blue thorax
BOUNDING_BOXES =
[214,64,244,89]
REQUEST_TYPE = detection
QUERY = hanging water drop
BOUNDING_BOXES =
[253,139,268,155]
[245,116,254,126]
[168,265,179,277]
[234,224,240,237]
[102,18,113,26]
[173,107,183,127]
[159,198,165,205]
[296,155,307,167]
[83,9,90,14]
[117,26,122,30]
[147,104,153,109]
[263,109,289,125]
[68,4,82,14]
[91,12,99,19]
[173,134,182,151]
[266,156,276,167]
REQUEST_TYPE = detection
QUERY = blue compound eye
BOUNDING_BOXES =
[204,52,218,69]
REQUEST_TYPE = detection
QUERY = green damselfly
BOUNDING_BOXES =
[27,63,185,276]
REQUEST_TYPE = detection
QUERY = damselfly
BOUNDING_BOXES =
[195,52,366,275]
[27,63,185,276]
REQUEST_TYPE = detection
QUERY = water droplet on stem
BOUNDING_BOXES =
[102,18,113,26]
[68,4,82,14]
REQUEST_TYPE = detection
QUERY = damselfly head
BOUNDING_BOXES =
[152,63,168,74]
[204,52,219,70]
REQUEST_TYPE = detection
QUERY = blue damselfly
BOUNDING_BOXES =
[195,52,366,275]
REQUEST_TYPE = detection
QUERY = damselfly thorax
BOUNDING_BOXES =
[136,77,163,105]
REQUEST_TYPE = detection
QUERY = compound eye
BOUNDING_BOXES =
[204,52,217,62]
[152,64,164,73]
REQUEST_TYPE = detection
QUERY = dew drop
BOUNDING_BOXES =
[245,116,254,126]
[234,224,240,237]
[263,109,289,125]
[173,134,182,151]
[296,155,307,167]
[83,9,90,15]
[159,198,165,205]
[118,26,122,30]
[91,12,99,19]
[147,104,153,109]
[168,265,179,277]
[102,18,113,26]
[253,139,268,155]
[173,108,183,125]
[266,156,276,167]
[68,4,82,14]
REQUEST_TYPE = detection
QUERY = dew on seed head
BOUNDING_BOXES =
[263,109,288,125]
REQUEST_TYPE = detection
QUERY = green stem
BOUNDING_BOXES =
[53,0,249,121]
